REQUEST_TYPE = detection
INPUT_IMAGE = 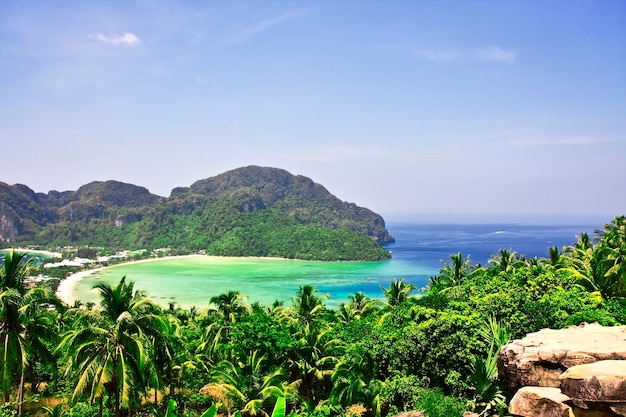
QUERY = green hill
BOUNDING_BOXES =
[0,166,393,261]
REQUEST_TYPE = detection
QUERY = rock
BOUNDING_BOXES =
[499,324,626,391]
[559,360,626,403]
[509,386,571,417]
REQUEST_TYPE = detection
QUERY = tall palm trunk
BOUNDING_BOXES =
[17,370,25,417]
[115,386,120,417]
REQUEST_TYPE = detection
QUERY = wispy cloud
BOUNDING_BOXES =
[415,46,517,63]
[479,46,517,63]
[506,136,621,148]
[92,32,142,46]
[415,48,460,62]
[227,10,309,45]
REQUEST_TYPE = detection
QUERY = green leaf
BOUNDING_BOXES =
[165,399,177,417]
[271,396,286,417]
[200,405,218,417]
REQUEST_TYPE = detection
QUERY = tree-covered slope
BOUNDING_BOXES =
[0,166,393,261]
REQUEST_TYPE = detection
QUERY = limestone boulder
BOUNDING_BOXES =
[559,360,626,403]
[509,386,571,417]
[499,324,626,391]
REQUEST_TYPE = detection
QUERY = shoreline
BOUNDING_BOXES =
[54,254,301,306]
[54,254,206,306]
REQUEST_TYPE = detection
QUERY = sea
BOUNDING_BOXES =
[67,219,605,310]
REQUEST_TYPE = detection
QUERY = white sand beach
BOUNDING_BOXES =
[55,269,101,305]
[54,254,207,305]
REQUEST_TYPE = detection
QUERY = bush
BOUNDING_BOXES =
[380,376,467,417]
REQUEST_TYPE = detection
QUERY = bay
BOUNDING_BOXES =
[70,220,601,309]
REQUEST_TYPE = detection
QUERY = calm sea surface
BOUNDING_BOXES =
[70,221,601,309]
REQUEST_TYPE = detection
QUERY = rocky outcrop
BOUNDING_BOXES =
[509,387,571,417]
[499,324,626,417]
[499,323,626,391]
[560,360,626,415]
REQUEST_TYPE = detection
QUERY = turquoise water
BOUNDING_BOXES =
[71,256,432,309]
[69,221,600,310]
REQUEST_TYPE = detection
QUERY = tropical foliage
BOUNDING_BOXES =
[0,216,623,417]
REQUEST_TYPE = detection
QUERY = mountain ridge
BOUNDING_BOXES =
[0,166,393,261]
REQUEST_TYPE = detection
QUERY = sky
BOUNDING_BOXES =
[1,0,625,222]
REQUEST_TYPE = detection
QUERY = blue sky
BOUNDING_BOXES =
[1,1,624,221]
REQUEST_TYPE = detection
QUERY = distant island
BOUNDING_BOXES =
[0,166,393,261]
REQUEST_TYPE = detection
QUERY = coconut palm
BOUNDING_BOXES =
[488,249,519,273]
[289,322,341,404]
[430,252,472,293]
[380,279,416,307]
[440,252,472,287]
[0,251,58,416]
[291,285,328,324]
[210,350,290,416]
[58,276,166,417]
[210,290,251,324]
[542,246,567,270]
[331,346,384,416]
[337,292,378,323]
[564,218,626,299]
[594,216,626,298]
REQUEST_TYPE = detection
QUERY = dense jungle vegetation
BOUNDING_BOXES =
[0,216,624,417]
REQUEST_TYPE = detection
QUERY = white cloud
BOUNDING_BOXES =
[506,136,621,147]
[415,46,517,63]
[227,10,308,45]
[479,46,517,63]
[415,48,460,62]
[93,32,142,46]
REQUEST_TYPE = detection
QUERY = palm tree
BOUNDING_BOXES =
[58,276,166,417]
[291,285,328,324]
[331,346,384,416]
[209,350,290,416]
[0,251,58,416]
[542,246,567,270]
[594,216,626,298]
[440,252,471,286]
[430,252,472,293]
[380,279,416,307]
[564,218,626,299]
[337,292,379,323]
[289,322,341,404]
[210,290,251,324]
[488,249,519,273]
[146,314,181,404]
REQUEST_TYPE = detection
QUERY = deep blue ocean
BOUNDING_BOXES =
[386,221,601,267]
[309,220,605,302]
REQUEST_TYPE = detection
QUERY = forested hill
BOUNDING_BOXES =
[0,166,393,261]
